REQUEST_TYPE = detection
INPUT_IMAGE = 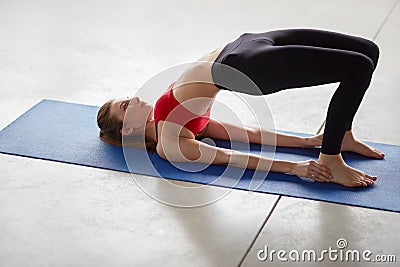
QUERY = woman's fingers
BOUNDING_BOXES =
[309,170,330,182]
[310,160,333,179]
[309,160,333,182]
[303,135,323,148]
[311,160,332,175]
[308,168,327,182]
[296,159,333,183]
[308,171,326,182]
[311,134,323,146]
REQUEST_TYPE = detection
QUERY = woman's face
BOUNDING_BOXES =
[109,96,153,135]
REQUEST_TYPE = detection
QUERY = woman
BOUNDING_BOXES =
[97,28,385,188]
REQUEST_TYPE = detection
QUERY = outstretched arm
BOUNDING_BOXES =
[156,134,333,182]
[199,119,315,148]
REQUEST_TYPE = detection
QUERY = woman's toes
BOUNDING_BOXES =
[357,180,366,187]
[370,150,380,157]
[365,179,374,185]
[375,150,385,157]
[349,140,385,158]
[374,149,384,157]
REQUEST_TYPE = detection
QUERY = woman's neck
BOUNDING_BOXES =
[145,119,157,143]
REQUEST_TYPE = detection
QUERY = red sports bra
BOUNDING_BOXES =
[153,81,211,138]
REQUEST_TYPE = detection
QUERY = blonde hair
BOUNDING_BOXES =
[96,99,157,154]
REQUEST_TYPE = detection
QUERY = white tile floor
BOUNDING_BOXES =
[0,0,399,266]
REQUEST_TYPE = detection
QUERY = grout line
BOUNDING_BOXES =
[316,120,325,135]
[372,0,399,41]
[237,195,282,267]
[315,0,399,135]
[238,3,399,264]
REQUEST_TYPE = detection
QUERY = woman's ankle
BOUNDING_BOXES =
[318,152,345,164]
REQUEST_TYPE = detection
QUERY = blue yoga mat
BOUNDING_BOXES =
[0,99,399,212]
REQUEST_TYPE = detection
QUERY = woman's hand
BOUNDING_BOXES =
[290,160,333,182]
[302,133,323,148]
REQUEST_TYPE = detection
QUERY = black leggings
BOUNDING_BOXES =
[211,28,380,155]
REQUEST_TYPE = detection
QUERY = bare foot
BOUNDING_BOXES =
[318,153,377,187]
[341,131,385,159]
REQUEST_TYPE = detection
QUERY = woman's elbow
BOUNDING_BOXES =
[156,141,200,162]
[156,143,168,160]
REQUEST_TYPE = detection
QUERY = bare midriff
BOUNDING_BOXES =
[173,47,224,112]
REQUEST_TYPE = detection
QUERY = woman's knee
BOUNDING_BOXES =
[345,53,375,86]
[364,39,380,69]
[370,41,380,69]
[355,53,375,73]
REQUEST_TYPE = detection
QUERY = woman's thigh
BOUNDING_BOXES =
[250,28,379,67]
[223,42,374,95]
